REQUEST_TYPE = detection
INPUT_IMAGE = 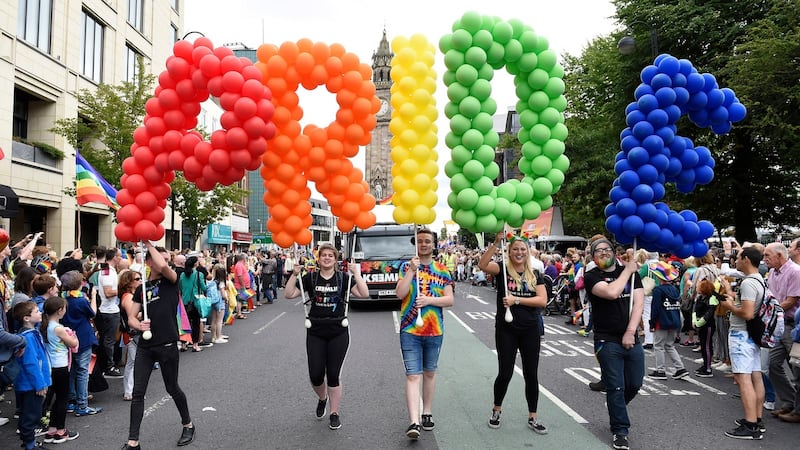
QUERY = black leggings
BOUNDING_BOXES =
[187,304,202,345]
[306,328,349,387]
[698,324,715,371]
[494,324,541,413]
[128,342,191,441]
[48,367,70,429]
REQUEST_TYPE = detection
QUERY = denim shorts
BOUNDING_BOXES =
[729,329,761,374]
[400,333,443,375]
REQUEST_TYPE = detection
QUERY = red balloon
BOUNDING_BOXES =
[151,182,171,200]
[143,207,165,224]
[121,157,143,176]
[115,223,135,242]
[153,153,171,172]
[220,111,242,130]
[175,79,196,100]
[208,149,230,172]
[158,89,180,110]
[163,110,185,130]
[234,97,257,120]
[134,221,157,241]
[117,205,143,224]
[225,127,249,149]
[144,117,166,137]
[180,133,202,155]
[220,55,243,73]
[199,54,221,78]
[172,40,194,61]
[222,71,245,93]
[134,190,158,211]
[116,189,134,207]
[142,166,164,184]
[144,98,163,117]
[191,45,213,65]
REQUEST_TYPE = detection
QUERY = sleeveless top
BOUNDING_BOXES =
[47,320,69,368]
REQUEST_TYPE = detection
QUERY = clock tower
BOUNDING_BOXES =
[365,30,394,201]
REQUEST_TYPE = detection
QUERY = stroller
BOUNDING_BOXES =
[544,274,571,316]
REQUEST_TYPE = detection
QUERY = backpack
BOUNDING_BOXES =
[747,278,785,348]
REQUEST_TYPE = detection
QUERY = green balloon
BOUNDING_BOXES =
[492,220,505,233]
[538,195,553,211]
[447,83,469,103]
[542,139,565,159]
[464,47,488,67]
[469,79,492,102]
[483,129,499,148]
[472,112,494,134]
[546,168,565,187]
[506,61,520,75]
[460,11,483,34]
[474,195,495,215]
[477,63,495,81]
[531,155,552,176]
[443,102,460,120]
[507,203,524,227]
[507,19,526,39]
[438,35,453,53]
[517,128,529,143]
[451,145,472,167]
[455,65,479,87]
[493,197,511,219]
[456,187,479,209]
[515,181,534,203]
[476,214,498,233]
[517,52,539,73]
[484,161,500,180]
[544,77,565,99]
[474,144,495,165]
[532,177,554,199]
[552,154,570,172]
[527,91,550,112]
[493,21,513,45]
[519,109,539,129]
[515,83,533,103]
[450,173,471,192]
[518,30,538,52]
[504,40,523,62]
[521,200,542,219]
[487,42,505,68]
[497,182,516,201]
[454,208,477,230]
[515,99,528,114]
[549,63,565,79]
[450,114,471,135]
[459,96,482,118]
[537,49,557,71]
[507,178,520,185]
[521,141,542,159]
[517,157,531,175]
[473,176,495,195]
[550,122,568,141]
[533,35,550,53]
[442,70,457,89]
[539,107,563,128]
[549,95,568,112]
[481,15,498,32]
[461,129,484,151]
[444,49,465,71]
[462,159,485,181]
[480,97,497,115]
[527,68,549,90]
[529,123,551,145]
[444,160,460,178]
[445,131,461,149]
[451,29,473,51]
[447,191,458,209]
[472,29,494,51]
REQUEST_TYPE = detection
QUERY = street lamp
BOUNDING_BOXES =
[256,218,262,233]
[182,31,205,41]
[617,21,658,58]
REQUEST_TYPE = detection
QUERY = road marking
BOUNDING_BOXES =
[448,311,475,333]
[466,294,488,305]
[543,324,575,335]
[494,350,588,424]
[681,375,728,395]
[392,311,400,333]
[464,311,495,320]
[143,394,173,418]
[565,367,702,396]
[253,312,286,334]
[556,340,596,357]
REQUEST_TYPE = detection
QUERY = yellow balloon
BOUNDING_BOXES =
[400,159,419,177]
[421,190,438,207]
[399,189,420,207]
[393,207,412,224]
[392,176,411,193]
[390,145,410,163]
[391,36,409,52]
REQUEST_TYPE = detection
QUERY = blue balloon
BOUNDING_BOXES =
[631,184,655,204]
[654,211,668,229]
[677,168,696,185]
[694,165,714,185]
[664,104,682,124]
[673,87,690,108]
[675,182,695,193]
[627,146,650,168]
[647,109,669,129]
[622,215,645,237]
[634,84,655,100]
[685,72,705,93]
[652,181,665,201]
[615,231,634,245]
[683,221,700,241]
[655,126,675,145]
[636,164,659,184]
[651,73,672,90]
[606,214,624,235]
[655,87,677,107]
[637,94,659,113]
[642,135,664,154]
[692,241,709,257]
[695,146,711,165]
[707,89,725,109]
[671,73,687,88]
[626,110,647,127]
[614,158,633,175]
[657,228,674,247]
[619,170,641,192]
[640,65,660,84]
[632,121,655,140]
[620,127,633,140]
[678,59,694,75]
[604,203,617,218]
[650,154,669,173]
[636,203,658,223]
[697,220,714,239]
[728,102,747,122]
[680,148,700,168]
[687,91,708,110]
[721,88,736,107]
[615,150,626,162]
[666,157,683,177]
[676,244,693,259]
[657,55,680,76]
[653,54,669,66]
[616,198,637,217]
[709,106,729,123]
[621,135,641,151]
[671,233,684,249]
[667,212,685,233]
[688,109,709,128]
[679,209,698,223]
[669,136,687,154]
[702,73,718,92]
[655,202,671,212]
[609,186,630,203]
[711,122,732,134]
[625,102,638,115]
[642,221,661,241]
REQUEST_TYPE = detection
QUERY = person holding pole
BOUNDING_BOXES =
[478,231,548,433]
[395,227,454,440]
[122,242,194,450]
[583,237,644,450]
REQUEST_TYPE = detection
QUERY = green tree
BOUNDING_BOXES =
[170,175,248,247]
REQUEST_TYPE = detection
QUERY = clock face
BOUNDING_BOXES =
[378,98,389,116]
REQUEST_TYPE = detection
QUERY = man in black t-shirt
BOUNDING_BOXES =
[122,242,194,450]
[583,238,644,450]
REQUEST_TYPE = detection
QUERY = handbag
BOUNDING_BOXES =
[0,358,20,387]
[192,272,211,318]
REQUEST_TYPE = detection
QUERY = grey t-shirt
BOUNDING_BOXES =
[729,273,764,331]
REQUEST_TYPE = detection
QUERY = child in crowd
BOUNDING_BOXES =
[647,262,688,380]
[30,274,59,312]
[12,301,52,450]
[41,296,80,443]
[692,279,720,377]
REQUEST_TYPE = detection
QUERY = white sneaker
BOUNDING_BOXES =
[693,358,704,364]
[0,417,9,427]
[213,338,229,344]
[711,361,724,368]
[715,363,731,373]
[763,401,775,411]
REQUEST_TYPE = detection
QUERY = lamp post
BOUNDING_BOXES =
[182,31,205,41]
[617,21,658,58]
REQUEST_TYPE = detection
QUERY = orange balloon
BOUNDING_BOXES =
[355,211,376,229]
[337,218,354,232]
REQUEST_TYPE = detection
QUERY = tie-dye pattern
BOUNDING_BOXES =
[399,261,453,336]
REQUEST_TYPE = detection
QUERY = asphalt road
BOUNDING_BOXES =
[1,282,797,449]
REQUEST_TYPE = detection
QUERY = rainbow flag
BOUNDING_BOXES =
[76,152,119,210]
[378,194,393,205]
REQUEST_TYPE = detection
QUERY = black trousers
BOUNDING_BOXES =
[306,327,350,387]
[493,324,542,413]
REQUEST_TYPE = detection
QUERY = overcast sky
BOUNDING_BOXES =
[184,0,619,229]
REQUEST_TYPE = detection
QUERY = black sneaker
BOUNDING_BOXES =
[694,368,713,378]
[735,418,766,433]
[672,368,689,380]
[121,444,141,450]
[648,370,667,380]
[527,417,548,434]
[329,413,341,430]
[406,423,421,440]
[315,397,327,420]
[612,434,630,449]
[725,423,762,440]
[421,414,434,431]
[104,367,123,378]
[488,409,501,429]
[589,380,607,392]
[177,425,195,446]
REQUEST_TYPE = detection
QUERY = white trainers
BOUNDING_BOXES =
[693,358,704,364]
[763,401,775,411]
[213,338,229,344]
[715,363,731,373]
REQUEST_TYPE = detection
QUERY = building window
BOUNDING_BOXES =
[171,23,179,43]
[127,0,144,32]
[125,45,143,83]
[12,91,30,140]
[81,10,104,82]
[171,0,179,11]
[17,0,52,52]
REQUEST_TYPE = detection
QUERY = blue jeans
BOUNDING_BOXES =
[400,333,443,375]
[595,340,644,435]
[17,390,44,449]
[69,348,92,408]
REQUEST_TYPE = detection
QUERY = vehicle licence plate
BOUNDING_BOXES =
[378,290,396,296]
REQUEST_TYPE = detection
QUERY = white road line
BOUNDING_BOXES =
[466,294,488,305]
[543,324,575,335]
[556,340,597,357]
[392,310,400,334]
[447,310,474,333]
[143,394,173,418]
[253,312,287,334]
[681,375,728,395]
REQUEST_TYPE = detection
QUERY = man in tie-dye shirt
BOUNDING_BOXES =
[396,228,454,440]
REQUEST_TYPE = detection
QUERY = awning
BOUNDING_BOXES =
[0,184,19,218]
